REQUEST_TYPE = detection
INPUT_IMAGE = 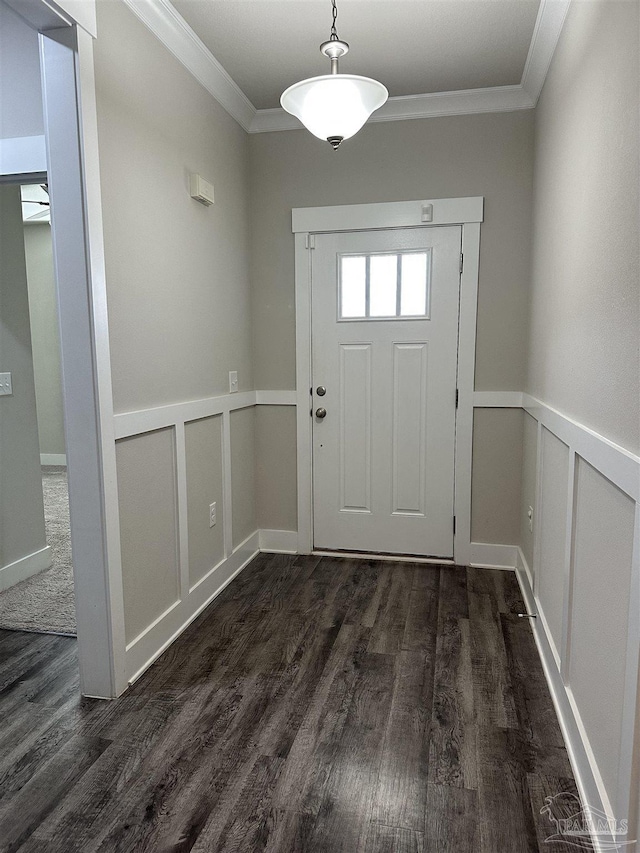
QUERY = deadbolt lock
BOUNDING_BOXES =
[316,386,327,396]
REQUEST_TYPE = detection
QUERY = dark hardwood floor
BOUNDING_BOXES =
[0,555,591,852]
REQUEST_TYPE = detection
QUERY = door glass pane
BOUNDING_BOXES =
[340,256,366,318]
[369,254,398,316]
[400,253,428,316]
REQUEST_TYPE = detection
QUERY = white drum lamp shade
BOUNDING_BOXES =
[279,0,388,149]
[281,74,388,145]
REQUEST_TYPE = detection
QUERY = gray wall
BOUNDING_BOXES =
[526,0,639,454]
[23,223,66,457]
[256,405,297,532]
[523,0,640,828]
[94,0,256,644]
[0,2,44,141]
[249,112,535,543]
[94,0,253,416]
[0,186,47,571]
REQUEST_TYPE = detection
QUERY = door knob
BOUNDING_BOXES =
[315,407,327,419]
[316,386,327,396]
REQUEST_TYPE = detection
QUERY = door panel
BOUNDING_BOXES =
[340,344,372,513]
[311,226,461,558]
[392,342,428,516]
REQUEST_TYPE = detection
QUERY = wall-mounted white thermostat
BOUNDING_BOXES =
[189,173,215,206]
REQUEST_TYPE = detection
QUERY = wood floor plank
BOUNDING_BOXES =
[501,612,570,752]
[0,735,109,853]
[468,581,519,729]
[402,565,440,653]
[527,773,595,852]
[306,652,396,852]
[476,725,540,853]
[20,694,191,853]
[262,809,318,853]
[271,622,372,815]
[424,783,479,853]
[364,823,424,853]
[191,754,285,852]
[467,567,525,615]
[367,564,414,655]
[371,650,433,830]
[0,695,90,801]
[429,567,477,789]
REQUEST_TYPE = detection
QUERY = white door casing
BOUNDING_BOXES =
[293,197,484,565]
[311,226,461,557]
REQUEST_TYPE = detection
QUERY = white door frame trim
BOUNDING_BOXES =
[292,197,484,563]
[31,11,126,697]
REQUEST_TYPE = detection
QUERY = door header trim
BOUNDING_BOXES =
[292,197,484,234]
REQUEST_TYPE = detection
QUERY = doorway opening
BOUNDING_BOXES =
[0,1,126,696]
[0,181,75,636]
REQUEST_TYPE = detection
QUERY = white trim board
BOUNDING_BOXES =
[515,549,616,853]
[0,136,47,177]
[113,389,296,440]
[523,394,640,502]
[251,85,535,134]
[40,453,67,466]
[292,197,484,233]
[0,545,52,592]
[120,0,570,133]
[38,24,128,699]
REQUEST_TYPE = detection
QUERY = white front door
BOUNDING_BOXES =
[311,226,461,558]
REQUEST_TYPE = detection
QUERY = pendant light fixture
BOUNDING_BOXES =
[280,0,388,150]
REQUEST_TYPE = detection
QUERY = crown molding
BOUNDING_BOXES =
[123,0,571,135]
[521,0,571,102]
[121,0,256,131]
[249,85,535,134]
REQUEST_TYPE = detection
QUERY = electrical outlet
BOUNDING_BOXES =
[209,502,216,528]
[527,506,534,532]
[229,371,238,393]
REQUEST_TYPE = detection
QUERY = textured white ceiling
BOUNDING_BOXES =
[170,0,541,110]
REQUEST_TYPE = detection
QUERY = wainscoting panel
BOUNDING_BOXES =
[517,395,640,852]
[115,427,180,647]
[184,415,225,589]
[536,426,570,664]
[114,391,295,685]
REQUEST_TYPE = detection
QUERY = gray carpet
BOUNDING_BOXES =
[0,466,76,635]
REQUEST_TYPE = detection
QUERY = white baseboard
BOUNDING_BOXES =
[470,541,518,570]
[0,545,52,592]
[125,530,260,684]
[262,534,522,569]
[40,454,67,466]
[515,548,613,853]
[259,529,298,554]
